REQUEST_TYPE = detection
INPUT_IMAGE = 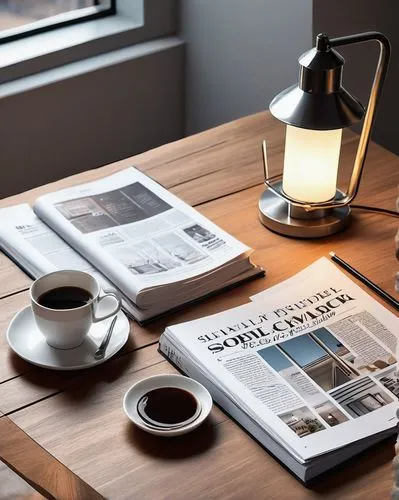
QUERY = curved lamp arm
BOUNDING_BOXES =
[329,31,391,205]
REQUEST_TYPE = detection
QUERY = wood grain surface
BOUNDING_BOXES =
[0,459,45,500]
[0,111,398,499]
[0,417,102,500]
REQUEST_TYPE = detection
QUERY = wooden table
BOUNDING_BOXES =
[0,112,398,499]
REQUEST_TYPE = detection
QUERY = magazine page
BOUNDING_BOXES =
[33,167,251,306]
[162,258,399,461]
[0,204,97,277]
[0,204,136,315]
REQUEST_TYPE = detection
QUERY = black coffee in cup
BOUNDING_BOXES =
[38,286,92,310]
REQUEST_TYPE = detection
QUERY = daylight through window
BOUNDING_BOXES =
[0,0,114,41]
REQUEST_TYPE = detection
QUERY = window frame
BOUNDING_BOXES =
[0,1,116,44]
[0,0,177,85]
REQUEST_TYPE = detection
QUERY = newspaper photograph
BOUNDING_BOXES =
[33,168,251,304]
[159,258,399,460]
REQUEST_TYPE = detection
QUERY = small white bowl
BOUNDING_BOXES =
[123,374,213,436]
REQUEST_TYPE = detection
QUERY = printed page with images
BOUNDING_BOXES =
[160,258,399,463]
[33,167,252,307]
[0,204,137,317]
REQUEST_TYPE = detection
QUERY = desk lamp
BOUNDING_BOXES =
[259,31,390,238]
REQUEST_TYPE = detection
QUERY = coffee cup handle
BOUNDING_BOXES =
[93,290,122,322]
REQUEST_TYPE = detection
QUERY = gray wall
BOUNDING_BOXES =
[0,38,184,198]
[0,1,184,198]
[180,0,312,135]
[313,0,399,155]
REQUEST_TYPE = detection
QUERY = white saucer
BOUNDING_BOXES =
[123,374,213,436]
[6,306,129,371]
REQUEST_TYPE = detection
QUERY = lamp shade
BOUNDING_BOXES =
[270,85,365,130]
[269,34,365,130]
[282,126,342,202]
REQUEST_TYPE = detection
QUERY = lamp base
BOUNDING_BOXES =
[258,188,350,238]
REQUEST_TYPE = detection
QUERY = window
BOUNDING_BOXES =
[0,1,177,84]
[0,0,115,42]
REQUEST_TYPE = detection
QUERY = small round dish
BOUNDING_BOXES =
[123,374,212,436]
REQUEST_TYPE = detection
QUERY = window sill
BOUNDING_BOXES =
[0,36,184,98]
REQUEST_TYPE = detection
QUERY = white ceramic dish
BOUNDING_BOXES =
[6,306,129,370]
[123,374,213,436]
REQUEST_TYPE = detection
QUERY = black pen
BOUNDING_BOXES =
[329,251,399,311]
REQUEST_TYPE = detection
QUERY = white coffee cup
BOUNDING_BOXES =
[30,270,121,349]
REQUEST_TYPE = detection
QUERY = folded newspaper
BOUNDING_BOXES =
[0,167,262,322]
[159,258,399,481]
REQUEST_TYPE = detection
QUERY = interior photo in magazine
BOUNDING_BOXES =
[375,366,399,398]
[329,377,393,418]
[279,407,326,438]
[257,341,349,433]
[54,182,172,233]
[258,323,397,434]
[260,325,396,389]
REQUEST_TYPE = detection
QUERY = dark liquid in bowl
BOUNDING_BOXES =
[38,286,92,310]
[138,387,198,425]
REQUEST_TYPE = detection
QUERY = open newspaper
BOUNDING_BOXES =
[0,168,262,322]
[159,258,399,481]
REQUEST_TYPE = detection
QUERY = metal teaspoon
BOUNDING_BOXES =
[94,315,118,360]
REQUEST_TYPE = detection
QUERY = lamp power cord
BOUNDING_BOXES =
[350,204,399,219]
